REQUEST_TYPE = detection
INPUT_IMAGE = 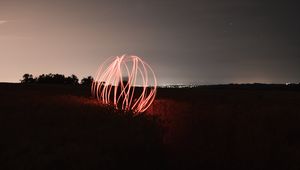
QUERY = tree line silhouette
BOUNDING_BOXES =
[21,73,93,86]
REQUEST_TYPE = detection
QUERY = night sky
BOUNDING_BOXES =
[0,0,299,85]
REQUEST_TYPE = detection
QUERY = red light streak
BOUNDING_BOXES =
[91,55,157,114]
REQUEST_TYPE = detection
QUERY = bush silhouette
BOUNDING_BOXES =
[81,76,93,86]
[20,73,84,85]
[21,74,36,83]
[65,74,79,85]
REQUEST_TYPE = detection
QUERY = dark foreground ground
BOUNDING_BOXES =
[0,83,300,170]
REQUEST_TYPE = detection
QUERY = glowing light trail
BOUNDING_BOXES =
[92,55,157,114]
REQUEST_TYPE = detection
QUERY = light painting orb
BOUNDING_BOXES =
[91,55,157,114]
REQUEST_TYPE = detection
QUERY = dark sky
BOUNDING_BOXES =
[0,0,300,85]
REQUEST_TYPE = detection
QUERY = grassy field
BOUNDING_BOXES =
[1,83,300,169]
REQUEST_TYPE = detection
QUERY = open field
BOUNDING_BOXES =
[1,83,300,169]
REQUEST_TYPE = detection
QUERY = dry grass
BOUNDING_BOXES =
[0,83,165,170]
[1,83,300,169]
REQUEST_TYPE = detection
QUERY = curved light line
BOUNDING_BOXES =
[92,55,157,114]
